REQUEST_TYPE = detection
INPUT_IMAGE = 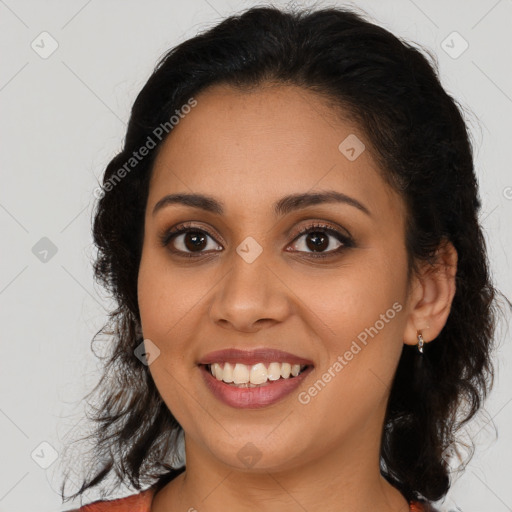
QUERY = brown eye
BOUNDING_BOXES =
[181,231,208,252]
[287,223,353,258]
[292,230,342,253]
[303,231,331,252]
[159,221,353,260]
[160,224,223,256]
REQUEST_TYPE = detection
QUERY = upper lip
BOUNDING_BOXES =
[198,348,314,367]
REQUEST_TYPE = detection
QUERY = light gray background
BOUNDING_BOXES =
[1,0,511,511]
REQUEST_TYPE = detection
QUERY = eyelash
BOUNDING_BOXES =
[158,221,354,259]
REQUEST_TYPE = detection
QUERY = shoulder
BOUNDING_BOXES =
[63,487,156,512]
[62,467,185,512]
[410,499,442,512]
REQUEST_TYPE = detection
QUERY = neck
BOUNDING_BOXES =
[151,424,410,512]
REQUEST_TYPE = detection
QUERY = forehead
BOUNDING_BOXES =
[148,83,401,220]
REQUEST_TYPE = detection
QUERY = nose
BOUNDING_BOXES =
[208,250,291,333]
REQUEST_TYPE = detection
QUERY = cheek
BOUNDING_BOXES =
[300,251,408,377]
[137,248,198,339]
[137,258,167,337]
[298,270,406,428]
[304,264,402,330]
[137,253,193,417]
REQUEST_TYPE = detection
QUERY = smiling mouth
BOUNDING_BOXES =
[202,362,311,388]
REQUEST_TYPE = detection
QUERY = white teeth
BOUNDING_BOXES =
[280,362,291,378]
[223,362,234,383]
[250,363,268,385]
[233,363,250,384]
[207,361,307,386]
[267,362,281,381]
[212,363,222,381]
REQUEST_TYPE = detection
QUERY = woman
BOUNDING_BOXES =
[60,5,505,512]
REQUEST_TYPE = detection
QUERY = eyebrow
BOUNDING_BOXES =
[152,190,371,218]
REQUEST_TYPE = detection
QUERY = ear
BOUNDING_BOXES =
[403,238,458,348]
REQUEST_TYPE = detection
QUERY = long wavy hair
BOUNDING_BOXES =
[59,4,509,505]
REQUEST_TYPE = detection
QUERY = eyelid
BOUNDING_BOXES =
[158,221,221,248]
[285,222,354,255]
[288,220,353,242]
[159,220,354,256]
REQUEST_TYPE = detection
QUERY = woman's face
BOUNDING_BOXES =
[138,83,416,474]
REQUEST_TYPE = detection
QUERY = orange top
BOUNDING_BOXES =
[66,486,437,511]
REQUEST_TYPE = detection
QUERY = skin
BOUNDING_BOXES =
[137,83,458,512]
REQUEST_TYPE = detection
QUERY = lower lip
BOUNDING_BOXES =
[199,364,313,409]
